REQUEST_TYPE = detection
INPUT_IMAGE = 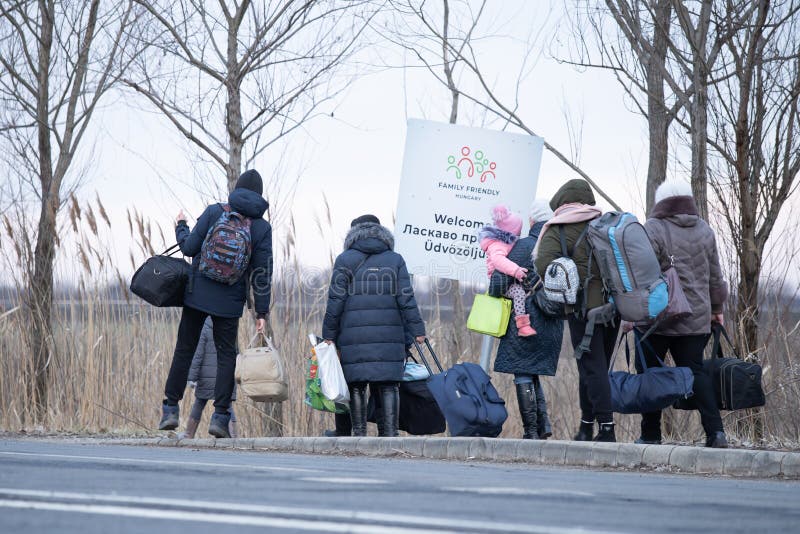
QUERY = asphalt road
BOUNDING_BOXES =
[0,439,797,534]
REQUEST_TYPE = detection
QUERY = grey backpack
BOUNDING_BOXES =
[540,226,588,319]
[586,212,667,323]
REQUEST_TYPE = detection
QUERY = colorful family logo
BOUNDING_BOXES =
[446,146,497,183]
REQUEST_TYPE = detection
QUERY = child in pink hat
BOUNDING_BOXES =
[479,205,536,336]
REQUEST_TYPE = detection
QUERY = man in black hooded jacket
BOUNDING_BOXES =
[158,169,272,438]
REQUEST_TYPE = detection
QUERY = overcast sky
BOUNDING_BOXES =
[54,1,663,280]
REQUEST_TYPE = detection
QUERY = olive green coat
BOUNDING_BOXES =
[534,180,606,312]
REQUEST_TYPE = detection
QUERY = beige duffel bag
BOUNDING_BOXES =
[235,334,288,403]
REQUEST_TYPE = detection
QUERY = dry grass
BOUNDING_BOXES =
[0,197,798,446]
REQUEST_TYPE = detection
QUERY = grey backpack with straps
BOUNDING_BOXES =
[539,226,589,319]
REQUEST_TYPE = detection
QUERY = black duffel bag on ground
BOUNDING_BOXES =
[675,325,765,411]
[368,346,447,436]
[130,244,190,307]
[609,333,695,414]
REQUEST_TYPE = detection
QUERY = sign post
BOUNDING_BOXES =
[394,119,544,370]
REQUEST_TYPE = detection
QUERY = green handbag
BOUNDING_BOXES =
[467,293,513,337]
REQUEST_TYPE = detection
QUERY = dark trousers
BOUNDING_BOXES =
[568,316,619,424]
[164,306,239,414]
[634,332,723,439]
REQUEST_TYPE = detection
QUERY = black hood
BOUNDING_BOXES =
[550,179,596,211]
[228,188,268,219]
[344,222,394,254]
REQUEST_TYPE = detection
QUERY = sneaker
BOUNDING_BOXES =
[158,403,180,431]
[208,412,232,439]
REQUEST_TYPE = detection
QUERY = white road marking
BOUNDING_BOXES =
[0,488,615,534]
[443,486,595,498]
[0,450,314,473]
[0,499,448,534]
[299,477,387,485]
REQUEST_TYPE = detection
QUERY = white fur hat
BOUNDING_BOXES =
[529,199,555,223]
[655,180,693,204]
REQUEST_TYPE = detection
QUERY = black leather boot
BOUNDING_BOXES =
[533,377,552,439]
[706,431,728,448]
[594,422,616,442]
[515,382,539,439]
[379,383,400,437]
[349,384,368,437]
[334,411,352,437]
[574,420,595,441]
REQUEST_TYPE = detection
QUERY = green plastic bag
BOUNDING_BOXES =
[467,293,513,337]
[304,352,348,414]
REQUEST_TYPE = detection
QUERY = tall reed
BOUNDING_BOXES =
[0,195,797,446]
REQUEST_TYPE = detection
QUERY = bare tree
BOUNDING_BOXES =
[386,0,621,209]
[0,0,136,422]
[565,1,675,214]
[707,0,800,354]
[126,0,374,194]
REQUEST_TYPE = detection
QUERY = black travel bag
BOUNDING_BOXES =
[674,325,765,411]
[368,342,447,435]
[130,244,191,307]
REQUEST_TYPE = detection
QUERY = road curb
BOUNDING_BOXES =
[65,435,800,479]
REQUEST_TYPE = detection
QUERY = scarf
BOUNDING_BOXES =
[532,203,603,258]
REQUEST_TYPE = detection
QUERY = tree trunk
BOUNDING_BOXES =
[29,0,57,424]
[736,242,760,355]
[689,74,709,220]
[645,0,672,215]
[225,14,243,192]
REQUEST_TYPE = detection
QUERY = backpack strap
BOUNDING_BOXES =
[558,226,569,257]
[574,302,616,359]
[558,225,590,258]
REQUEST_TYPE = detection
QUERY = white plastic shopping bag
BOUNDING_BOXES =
[315,341,350,403]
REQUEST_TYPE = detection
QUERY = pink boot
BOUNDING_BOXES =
[515,315,537,337]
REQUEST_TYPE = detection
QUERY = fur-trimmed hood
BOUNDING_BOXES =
[344,222,394,254]
[651,196,700,228]
[478,225,518,245]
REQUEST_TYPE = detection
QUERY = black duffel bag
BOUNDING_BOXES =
[130,244,190,307]
[367,346,447,436]
[675,325,765,411]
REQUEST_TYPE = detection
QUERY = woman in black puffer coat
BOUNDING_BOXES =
[323,215,426,437]
[491,200,563,439]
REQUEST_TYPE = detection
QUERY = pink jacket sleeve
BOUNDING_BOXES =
[486,241,524,278]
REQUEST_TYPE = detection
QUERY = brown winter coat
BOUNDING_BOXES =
[645,196,728,336]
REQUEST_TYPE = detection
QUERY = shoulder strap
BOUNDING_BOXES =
[655,219,675,266]
[558,226,569,257]
[349,252,370,284]
[558,225,590,258]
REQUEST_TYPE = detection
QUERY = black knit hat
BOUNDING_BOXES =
[350,214,380,227]
[235,169,263,195]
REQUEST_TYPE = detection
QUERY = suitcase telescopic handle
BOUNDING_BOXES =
[413,339,444,374]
